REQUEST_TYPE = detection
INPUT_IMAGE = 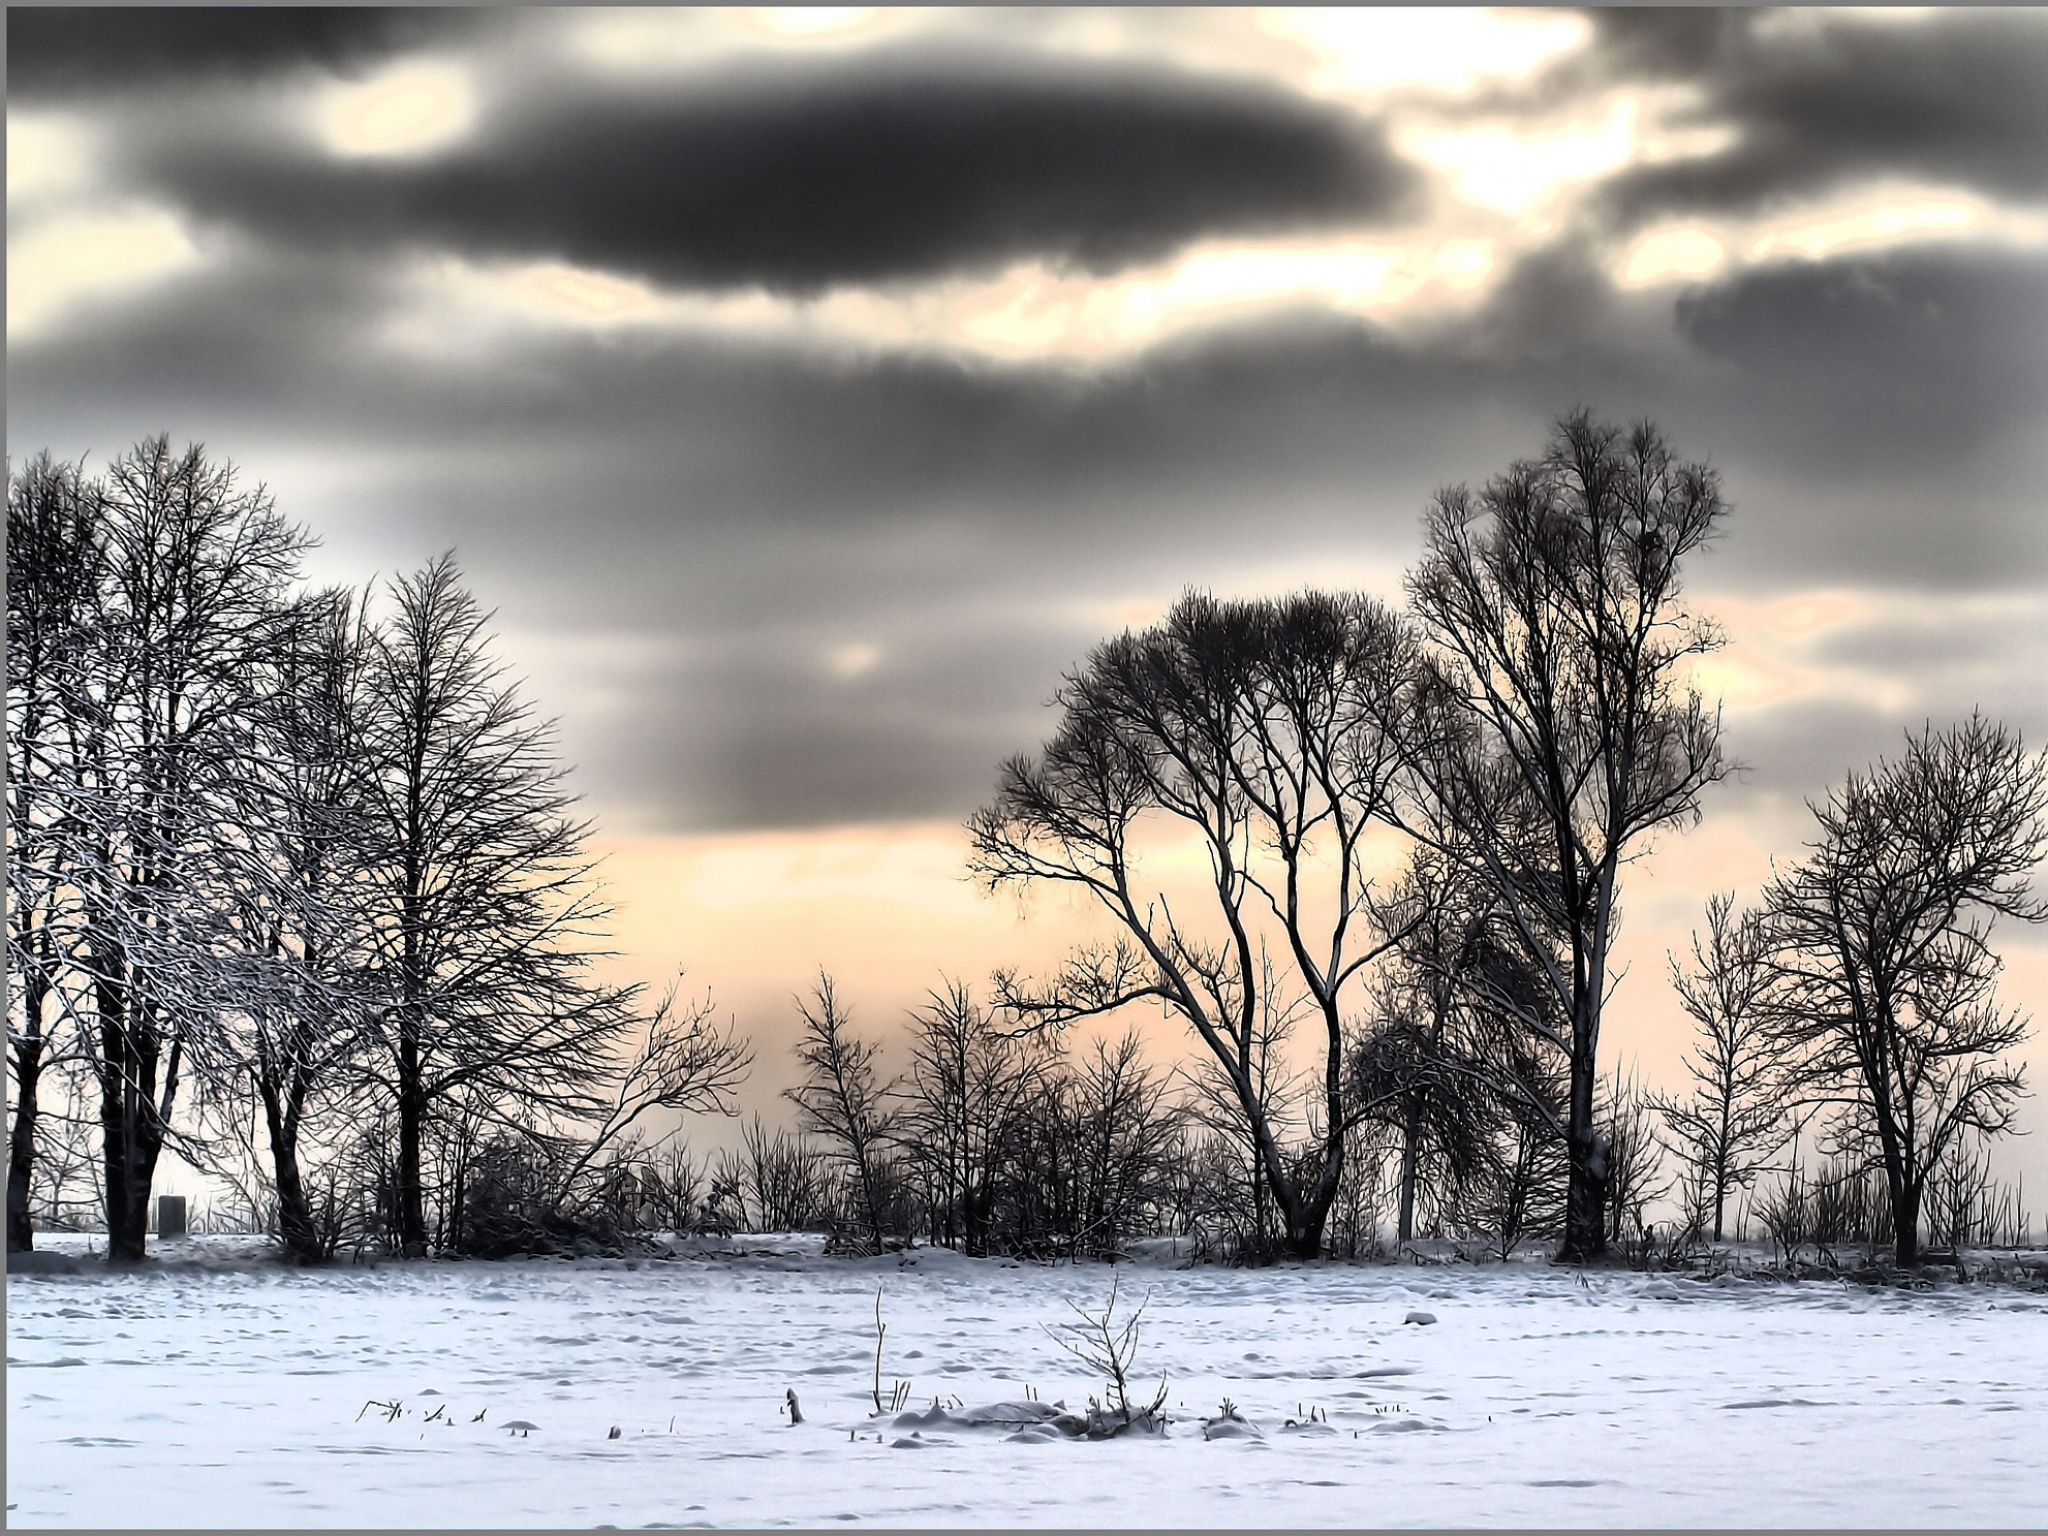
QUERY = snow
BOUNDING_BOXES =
[8,1233,2048,1528]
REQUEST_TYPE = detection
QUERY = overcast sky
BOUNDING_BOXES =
[10,6,2048,1155]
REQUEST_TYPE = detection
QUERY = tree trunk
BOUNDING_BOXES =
[1281,1137,1340,1262]
[8,1050,44,1254]
[396,1040,428,1256]
[964,1180,991,1259]
[1397,1098,1422,1244]
[1558,1054,1608,1263]
[1282,1207,1326,1261]
[101,1099,165,1263]
[7,968,52,1253]
[1560,1127,1609,1262]
[260,1081,324,1265]
[1890,1175,1920,1268]
[95,958,167,1265]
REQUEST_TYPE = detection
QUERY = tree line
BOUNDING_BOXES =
[9,415,2045,1269]
[6,441,748,1264]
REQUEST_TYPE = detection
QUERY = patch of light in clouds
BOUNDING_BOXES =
[569,5,916,68]
[1398,97,1639,217]
[826,642,881,679]
[1746,191,2009,264]
[6,111,98,209]
[6,207,205,342]
[1260,7,1591,100]
[380,230,1513,366]
[1697,586,2048,722]
[314,58,477,157]
[1615,188,2047,290]
[1620,226,1728,287]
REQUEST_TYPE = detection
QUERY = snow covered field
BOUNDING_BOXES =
[8,1234,2048,1529]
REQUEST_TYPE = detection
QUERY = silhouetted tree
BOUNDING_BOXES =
[970,591,1413,1259]
[61,440,311,1261]
[356,555,636,1255]
[1600,1064,1668,1247]
[786,972,900,1253]
[1397,410,1729,1260]
[1068,1029,1179,1259]
[896,978,1045,1255]
[1352,847,1507,1243]
[191,587,380,1262]
[1652,893,1786,1242]
[1456,1006,1571,1257]
[6,455,104,1252]
[1763,716,2047,1266]
[530,978,752,1223]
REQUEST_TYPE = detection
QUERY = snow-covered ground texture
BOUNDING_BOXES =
[9,1233,2048,1528]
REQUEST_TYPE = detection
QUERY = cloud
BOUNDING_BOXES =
[1673,243,2048,476]
[1584,9,2048,226]
[126,50,1418,294]
[5,6,492,96]
[15,229,2044,578]
[10,225,2045,831]
[553,617,1087,833]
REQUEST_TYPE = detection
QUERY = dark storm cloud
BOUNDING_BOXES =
[1581,9,2048,225]
[5,7,490,96]
[127,51,1416,293]
[5,245,1500,567]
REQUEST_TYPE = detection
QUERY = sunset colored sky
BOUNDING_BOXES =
[10,7,2047,1186]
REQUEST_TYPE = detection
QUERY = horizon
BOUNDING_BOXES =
[9,5,2048,1211]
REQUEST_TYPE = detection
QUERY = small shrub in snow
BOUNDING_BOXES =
[1041,1276,1169,1436]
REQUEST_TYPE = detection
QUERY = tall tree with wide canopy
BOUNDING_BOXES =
[1397,410,1729,1261]
[970,590,1413,1259]
[48,439,310,1262]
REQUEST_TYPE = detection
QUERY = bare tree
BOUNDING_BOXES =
[6,455,104,1252]
[1599,1064,1668,1247]
[1652,893,1786,1242]
[1352,847,1508,1244]
[738,1115,827,1234]
[970,591,1413,1259]
[897,977,1046,1255]
[1173,948,1309,1259]
[1397,410,1729,1260]
[1456,1016,1571,1259]
[536,978,752,1218]
[50,440,312,1262]
[1068,1030,1179,1260]
[786,972,900,1253]
[1763,716,2047,1266]
[189,587,382,1262]
[356,554,638,1255]
[21,1070,105,1233]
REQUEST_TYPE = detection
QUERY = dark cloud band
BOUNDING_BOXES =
[1587,9,2048,225]
[132,53,1416,293]
[6,6,488,95]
